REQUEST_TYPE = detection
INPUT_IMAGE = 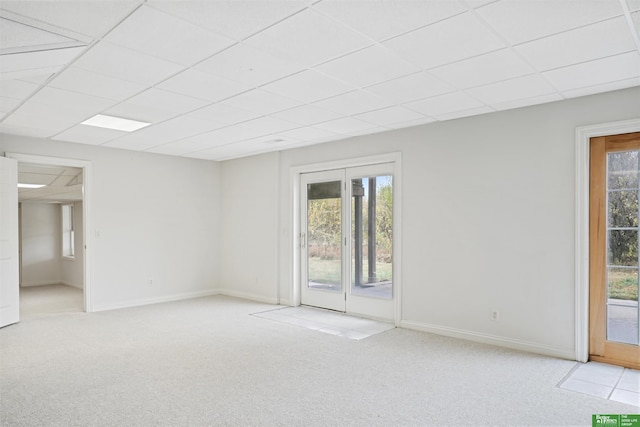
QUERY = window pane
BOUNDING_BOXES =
[608,229,638,267]
[608,151,640,190]
[608,190,638,228]
[607,267,639,345]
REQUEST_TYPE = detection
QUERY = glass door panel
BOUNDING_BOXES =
[300,169,346,312]
[351,175,393,299]
[606,150,640,345]
[307,181,342,293]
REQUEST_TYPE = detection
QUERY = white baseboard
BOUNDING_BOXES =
[92,289,221,312]
[216,289,279,305]
[400,320,576,361]
[20,280,61,287]
[60,280,82,289]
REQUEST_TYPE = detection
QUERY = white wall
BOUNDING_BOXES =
[20,202,61,286]
[61,201,83,289]
[219,152,279,303]
[1,136,222,311]
[218,87,640,359]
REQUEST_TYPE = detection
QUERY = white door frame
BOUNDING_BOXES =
[291,152,402,325]
[5,152,93,313]
[575,118,640,362]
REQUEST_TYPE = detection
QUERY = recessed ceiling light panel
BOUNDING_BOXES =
[18,183,46,189]
[81,114,150,132]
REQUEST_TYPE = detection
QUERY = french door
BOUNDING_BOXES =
[300,163,395,321]
[590,132,640,369]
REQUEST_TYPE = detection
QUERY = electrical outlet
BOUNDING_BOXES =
[491,310,499,321]
[148,278,153,285]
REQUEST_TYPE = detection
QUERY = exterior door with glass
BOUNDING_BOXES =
[300,163,395,321]
[590,132,640,369]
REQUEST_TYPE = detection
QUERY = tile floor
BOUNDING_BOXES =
[251,306,395,340]
[558,362,640,407]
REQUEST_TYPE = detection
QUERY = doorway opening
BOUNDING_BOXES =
[6,152,92,317]
[18,162,85,317]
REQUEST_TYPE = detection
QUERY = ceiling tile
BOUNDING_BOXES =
[629,0,640,11]
[0,122,58,138]
[354,106,427,126]
[48,66,146,101]
[313,0,467,41]
[365,72,454,104]
[562,76,640,99]
[146,0,309,41]
[244,9,372,67]
[476,0,624,45]
[195,43,304,87]
[405,92,484,116]
[382,12,506,69]
[0,79,38,99]
[271,104,343,126]
[386,117,437,129]
[0,96,20,114]
[218,89,302,115]
[543,51,640,92]
[261,70,355,103]
[315,45,421,88]
[465,74,557,105]
[430,48,535,89]
[314,116,379,134]
[515,17,637,71]
[3,105,79,135]
[433,105,494,121]
[150,125,262,154]
[28,86,114,116]
[236,116,300,135]
[312,90,392,116]
[343,126,390,137]
[105,5,235,66]
[52,124,126,145]
[158,68,251,103]
[0,17,82,54]
[187,103,261,125]
[0,1,141,38]
[492,93,564,111]
[103,102,179,125]
[73,41,185,86]
[104,115,224,151]
[0,46,85,76]
[124,88,209,116]
[278,126,338,142]
[629,11,640,35]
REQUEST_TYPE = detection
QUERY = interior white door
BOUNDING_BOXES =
[0,156,19,328]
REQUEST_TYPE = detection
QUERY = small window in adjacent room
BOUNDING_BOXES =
[62,204,74,258]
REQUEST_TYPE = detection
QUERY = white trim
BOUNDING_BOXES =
[575,118,640,363]
[401,320,575,360]
[216,289,279,305]
[5,152,93,312]
[92,289,220,312]
[290,152,402,326]
[20,280,61,287]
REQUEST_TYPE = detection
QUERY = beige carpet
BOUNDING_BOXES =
[19,283,83,318]
[1,295,638,426]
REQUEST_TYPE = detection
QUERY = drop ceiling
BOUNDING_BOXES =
[1,0,639,161]
[17,163,83,202]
